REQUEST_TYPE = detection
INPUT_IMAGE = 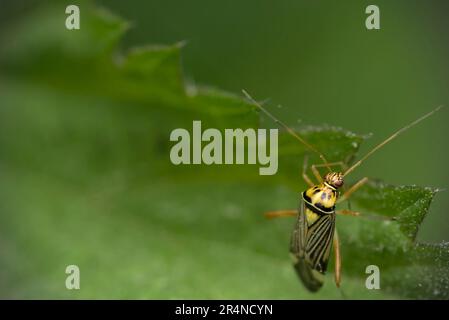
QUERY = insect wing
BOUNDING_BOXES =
[290,202,335,292]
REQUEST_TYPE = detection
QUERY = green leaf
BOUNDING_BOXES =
[0,2,447,299]
[352,181,438,241]
[339,181,448,299]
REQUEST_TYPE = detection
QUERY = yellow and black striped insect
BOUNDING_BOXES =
[242,89,442,292]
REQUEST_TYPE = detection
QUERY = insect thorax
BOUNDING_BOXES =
[302,184,338,214]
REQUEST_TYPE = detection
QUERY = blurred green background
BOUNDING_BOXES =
[0,0,448,299]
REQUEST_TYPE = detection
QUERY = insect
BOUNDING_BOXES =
[242,89,442,292]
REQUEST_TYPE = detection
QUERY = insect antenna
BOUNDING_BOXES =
[344,105,444,177]
[242,89,331,171]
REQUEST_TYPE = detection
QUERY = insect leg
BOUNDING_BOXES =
[338,177,397,221]
[310,165,323,183]
[311,161,347,171]
[336,209,395,221]
[264,210,298,219]
[333,229,341,288]
[336,209,360,217]
[337,177,369,203]
[302,155,315,187]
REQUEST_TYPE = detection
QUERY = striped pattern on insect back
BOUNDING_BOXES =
[305,208,335,273]
[290,200,336,292]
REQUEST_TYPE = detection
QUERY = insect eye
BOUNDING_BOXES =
[334,179,344,188]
